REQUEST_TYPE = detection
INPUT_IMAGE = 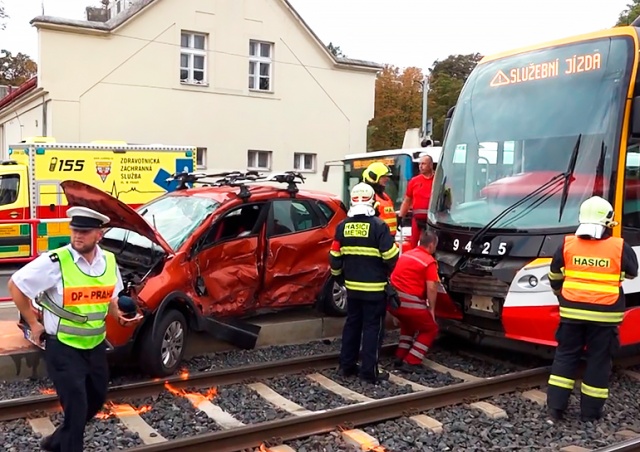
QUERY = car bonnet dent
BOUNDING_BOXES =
[60,180,174,254]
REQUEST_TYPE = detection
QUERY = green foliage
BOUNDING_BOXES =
[616,0,640,26]
[0,2,8,31]
[0,50,38,86]
[427,53,483,141]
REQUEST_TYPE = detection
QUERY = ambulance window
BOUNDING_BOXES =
[0,174,19,206]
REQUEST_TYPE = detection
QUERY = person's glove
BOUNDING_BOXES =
[385,282,400,310]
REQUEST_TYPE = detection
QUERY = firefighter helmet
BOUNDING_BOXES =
[350,182,375,207]
[363,162,392,184]
[576,196,618,238]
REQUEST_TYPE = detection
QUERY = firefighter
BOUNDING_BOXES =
[8,207,143,452]
[330,182,400,384]
[546,196,638,422]
[363,161,397,237]
[398,154,435,249]
[388,229,440,372]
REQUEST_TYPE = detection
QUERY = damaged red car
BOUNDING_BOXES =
[53,172,348,377]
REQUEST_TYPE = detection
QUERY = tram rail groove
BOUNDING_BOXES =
[127,366,552,452]
[0,344,399,422]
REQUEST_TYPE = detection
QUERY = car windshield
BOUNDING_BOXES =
[429,35,633,232]
[103,195,219,251]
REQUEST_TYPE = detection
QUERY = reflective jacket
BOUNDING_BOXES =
[329,215,399,300]
[548,234,638,325]
[374,193,397,236]
[38,247,117,349]
[390,247,437,309]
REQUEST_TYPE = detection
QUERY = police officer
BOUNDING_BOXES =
[363,162,397,237]
[8,207,143,452]
[330,182,399,384]
[547,196,638,422]
[388,229,440,372]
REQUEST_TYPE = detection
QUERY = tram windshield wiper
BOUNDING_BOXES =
[558,134,582,222]
[470,134,583,247]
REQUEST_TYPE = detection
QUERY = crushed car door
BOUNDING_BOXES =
[192,202,268,317]
[258,199,331,308]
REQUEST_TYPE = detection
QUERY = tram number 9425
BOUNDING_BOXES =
[452,239,507,256]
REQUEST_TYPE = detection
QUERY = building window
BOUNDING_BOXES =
[293,153,316,172]
[181,32,207,85]
[196,147,207,169]
[249,40,273,91]
[248,150,272,170]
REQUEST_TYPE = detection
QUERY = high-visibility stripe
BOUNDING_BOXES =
[330,250,341,257]
[548,271,564,281]
[344,280,386,291]
[581,382,609,399]
[39,298,105,322]
[564,270,621,282]
[559,307,624,323]
[331,268,342,276]
[413,209,429,215]
[563,280,619,294]
[400,301,428,310]
[58,324,106,336]
[381,246,399,260]
[340,246,381,257]
[397,291,424,302]
[548,374,575,390]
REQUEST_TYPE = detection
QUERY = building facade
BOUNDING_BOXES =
[0,0,381,192]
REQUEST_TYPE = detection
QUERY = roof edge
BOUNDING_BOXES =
[30,0,157,32]
[0,78,39,112]
[280,0,383,71]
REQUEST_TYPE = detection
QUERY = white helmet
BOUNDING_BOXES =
[350,182,375,208]
[575,196,617,238]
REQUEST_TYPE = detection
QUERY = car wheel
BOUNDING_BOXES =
[139,309,188,377]
[321,278,348,316]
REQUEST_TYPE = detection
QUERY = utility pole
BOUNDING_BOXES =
[420,75,432,138]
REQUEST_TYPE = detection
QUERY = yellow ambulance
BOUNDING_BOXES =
[0,137,197,262]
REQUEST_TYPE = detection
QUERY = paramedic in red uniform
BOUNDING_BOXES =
[388,229,440,372]
[399,154,434,248]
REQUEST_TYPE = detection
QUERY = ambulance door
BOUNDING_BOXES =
[191,202,268,316]
[0,166,28,220]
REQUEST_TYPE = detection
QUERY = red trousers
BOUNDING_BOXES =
[389,305,439,365]
[410,215,428,249]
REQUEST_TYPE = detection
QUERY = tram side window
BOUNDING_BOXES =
[623,145,640,229]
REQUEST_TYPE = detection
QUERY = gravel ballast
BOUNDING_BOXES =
[364,373,640,452]
[286,431,352,452]
[133,391,221,439]
[212,383,291,424]
[320,368,415,399]
[260,373,357,411]
[380,357,464,387]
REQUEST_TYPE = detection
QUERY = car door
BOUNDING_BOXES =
[258,198,332,308]
[191,202,268,317]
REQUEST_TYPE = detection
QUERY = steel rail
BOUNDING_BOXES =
[593,437,640,451]
[126,366,552,452]
[0,344,398,421]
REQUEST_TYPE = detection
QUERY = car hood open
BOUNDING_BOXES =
[60,180,174,255]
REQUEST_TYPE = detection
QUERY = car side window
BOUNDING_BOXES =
[200,203,265,248]
[316,201,335,223]
[268,200,321,237]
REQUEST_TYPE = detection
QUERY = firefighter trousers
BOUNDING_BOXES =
[410,215,428,249]
[546,321,619,420]
[43,337,109,452]
[339,296,387,380]
[389,305,438,365]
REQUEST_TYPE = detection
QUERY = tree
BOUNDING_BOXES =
[367,65,425,151]
[327,42,345,58]
[427,53,483,141]
[616,0,640,26]
[0,2,8,31]
[0,50,37,86]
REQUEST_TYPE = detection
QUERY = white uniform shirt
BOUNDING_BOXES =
[11,244,124,335]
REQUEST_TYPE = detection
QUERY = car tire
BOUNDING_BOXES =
[139,309,188,377]
[321,278,348,317]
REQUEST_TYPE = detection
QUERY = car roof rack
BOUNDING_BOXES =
[166,170,306,200]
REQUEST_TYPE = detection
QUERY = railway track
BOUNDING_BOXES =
[1,346,640,452]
